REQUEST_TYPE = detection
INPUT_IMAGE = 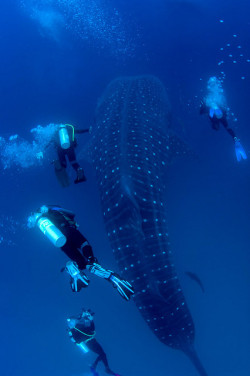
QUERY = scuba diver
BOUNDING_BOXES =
[200,76,247,162]
[28,205,134,301]
[53,123,89,186]
[67,308,120,376]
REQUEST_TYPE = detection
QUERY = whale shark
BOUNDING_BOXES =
[88,75,207,375]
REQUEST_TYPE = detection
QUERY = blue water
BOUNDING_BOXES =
[0,1,250,375]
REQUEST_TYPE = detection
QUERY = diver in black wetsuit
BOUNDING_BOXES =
[199,100,236,138]
[67,309,120,376]
[55,123,89,184]
[200,77,247,162]
[28,205,134,301]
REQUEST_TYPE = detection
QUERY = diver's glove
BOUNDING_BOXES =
[109,273,134,301]
[234,137,247,162]
[64,261,89,292]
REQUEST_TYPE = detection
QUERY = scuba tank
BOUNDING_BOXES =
[37,217,66,247]
[77,342,89,353]
[214,107,223,119]
[59,124,70,149]
[28,206,67,247]
[67,318,90,353]
[68,333,90,353]
[209,105,223,119]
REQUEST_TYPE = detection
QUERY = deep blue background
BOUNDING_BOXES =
[0,1,250,375]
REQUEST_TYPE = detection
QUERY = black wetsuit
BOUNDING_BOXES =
[69,315,115,374]
[200,102,236,139]
[56,125,89,171]
[42,206,95,269]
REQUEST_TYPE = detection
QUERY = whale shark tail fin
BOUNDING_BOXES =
[183,345,208,376]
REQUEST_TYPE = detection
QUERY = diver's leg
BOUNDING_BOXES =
[57,147,67,168]
[221,117,236,139]
[88,339,112,373]
[61,228,90,291]
[67,147,86,183]
[61,237,87,270]
[211,118,220,130]
[92,355,102,369]
[65,230,134,300]
[73,231,97,265]
[67,146,80,170]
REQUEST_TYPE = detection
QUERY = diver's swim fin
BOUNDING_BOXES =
[74,167,87,184]
[54,160,70,187]
[65,261,89,292]
[105,367,121,375]
[234,138,247,162]
[90,367,99,376]
[109,273,134,301]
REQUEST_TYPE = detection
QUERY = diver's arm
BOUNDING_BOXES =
[77,316,95,330]
[199,101,207,115]
[67,317,78,329]
[75,128,90,134]
[77,319,96,336]
[90,321,95,332]
[57,207,75,218]
[46,206,76,218]
[44,138,55,149]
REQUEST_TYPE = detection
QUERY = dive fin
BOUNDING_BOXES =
[90,366,99,376]
[109,273,134,301]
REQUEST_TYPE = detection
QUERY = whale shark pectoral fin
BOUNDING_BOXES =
[185,271,205,293]
[121,176,137,204]
[120,176,144,238]
[124,196,144,238]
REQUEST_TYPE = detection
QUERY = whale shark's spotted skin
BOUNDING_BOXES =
[89,75,195,351]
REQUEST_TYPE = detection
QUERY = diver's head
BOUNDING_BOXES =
[40,205,49,214]
[27,212,37,228]
[81,308,94,320]
[207,76,218,85]
[207,76,223,92]
[205,76,226,110]
[27,205,49,228]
